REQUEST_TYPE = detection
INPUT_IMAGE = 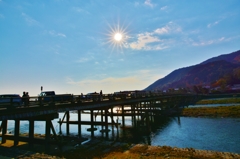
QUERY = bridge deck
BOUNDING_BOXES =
[0,93,198,120]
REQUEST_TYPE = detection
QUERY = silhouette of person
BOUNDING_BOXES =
[81,93,83,100]
[26,92,30,107]
[100,90,103,101]
[22,91,26,107]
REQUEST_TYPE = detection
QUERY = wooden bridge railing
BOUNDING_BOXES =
[0,92,201,121]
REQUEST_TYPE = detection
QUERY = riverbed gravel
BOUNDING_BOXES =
[1,140,239,159]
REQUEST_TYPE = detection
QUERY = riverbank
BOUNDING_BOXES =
[181,105,240,117]
[195,97,240,105]
[1,139,240,159]
[102,144,240,159]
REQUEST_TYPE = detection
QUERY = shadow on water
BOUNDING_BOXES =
[116,116,177,145]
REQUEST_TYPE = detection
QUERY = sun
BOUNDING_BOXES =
[114,33,122,41]
[104,21,130,54]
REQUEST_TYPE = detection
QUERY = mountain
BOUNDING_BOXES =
[145,50,240,91]
[201,50,240,64]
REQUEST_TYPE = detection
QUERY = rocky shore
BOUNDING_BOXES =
[118,144,240,159]
[1,139,240,159]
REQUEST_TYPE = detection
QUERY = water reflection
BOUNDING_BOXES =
[1,112,240,154]
[118,116,179,145]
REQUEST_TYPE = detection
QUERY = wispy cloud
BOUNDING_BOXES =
[207,20,221,28]
[129,22,181,51]
[72,7,90,14]
[49,30,66,38]
[155,22,182,34]
[76,57,90,63]
[129,33,163,50]
[144,0,155,8]
[191,37,230,46]
[21,12,40,26]
[49,45,61,54]
[160,6,168,11]
[154,27,169,34]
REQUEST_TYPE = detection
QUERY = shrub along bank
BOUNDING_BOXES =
[195,97,240,105]
[181,105,240,117]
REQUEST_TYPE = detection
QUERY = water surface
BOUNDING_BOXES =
[151,117,240,153]
[1,108,240,154]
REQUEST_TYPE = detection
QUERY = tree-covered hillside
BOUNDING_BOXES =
[145,50,240,91]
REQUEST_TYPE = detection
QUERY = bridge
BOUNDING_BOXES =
[0,92,203,150]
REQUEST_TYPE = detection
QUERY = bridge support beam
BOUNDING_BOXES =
[111,107,114,138]
[121,105,125,128]
[101,109,104,137]
[1,120,7,144]
[14,119,20,146]
[132,104,136,128]
[150,101,154,122]
[105,108,109,139]
[90,110,94,138]
[78,110,81,138]
[45,117,51,152]
[66,111,70,136]
[29,119,34,147]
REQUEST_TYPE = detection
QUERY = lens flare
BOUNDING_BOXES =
[104,20,130,54]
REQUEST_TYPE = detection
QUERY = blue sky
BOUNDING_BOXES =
[1,0,240,96]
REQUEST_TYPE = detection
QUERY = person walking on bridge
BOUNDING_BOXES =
[26,92,30,107]
[100,90,103,101]
[22,91,27,107]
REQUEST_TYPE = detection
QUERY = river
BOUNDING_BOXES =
[1,107,240,154]
[150,117,240,153]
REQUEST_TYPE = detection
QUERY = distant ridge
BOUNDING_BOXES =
[145,50,240,91]
[201,50,240,64]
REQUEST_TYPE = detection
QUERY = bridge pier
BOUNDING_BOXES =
[150,101,154,121]
[66,111,70,136]
[132,104,136,128]
[90,110,94,138]
[29,119,34,147]
[1,120,7,144]
[105,108,109,139]
[121,105,125,128]
[14,119,20,146]
[45,117,51,151]
[101,109,104,137]
[78,110,81,138]
[111,107,114,138]
[0,113,58,150]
